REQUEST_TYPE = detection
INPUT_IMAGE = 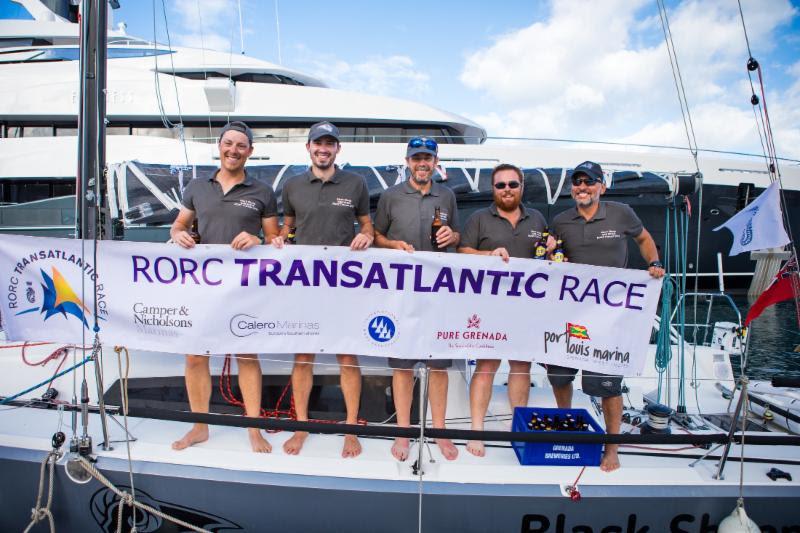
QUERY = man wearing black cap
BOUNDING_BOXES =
[170,121,279,453]
[548,160,664,471]
[374,137,460,462]
[272,121,374,458]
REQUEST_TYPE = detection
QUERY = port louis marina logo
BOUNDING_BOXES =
[435,314,509,350]
[543,322,631,366]
[5,248,106,330]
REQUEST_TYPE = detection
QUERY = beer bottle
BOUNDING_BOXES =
[287,226,297,245]
[553,238,565,262]
[431,206,443,250]
[534,229,549,259]
[189,219,201,244]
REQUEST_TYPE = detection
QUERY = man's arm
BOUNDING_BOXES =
[262,216,280,243]
[375,229,414,252]
[272,215,295,248]
[634,228,665,278]
[170,207,196,249]
[350,214,375,250]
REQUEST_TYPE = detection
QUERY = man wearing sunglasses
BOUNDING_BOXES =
[457,163,553,457]
[548,160,665,472]
[374,136,460,462]
[272,121,374,459]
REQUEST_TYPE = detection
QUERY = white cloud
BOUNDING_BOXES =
[170,0,239,52]
[294,47,431,97]
[459,0,799,158]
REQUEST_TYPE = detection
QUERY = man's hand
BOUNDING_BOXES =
[434,226,458,248]
[271,236,287,249]
[648,265,665,279]
[490,247,510,263]
[173,230,195,249]
[394,240,415,252]
[350,233,373,251]
[545,235,557,253]
[231,231,261,250]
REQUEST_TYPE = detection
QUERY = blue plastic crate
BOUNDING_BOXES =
[512,407,604,466]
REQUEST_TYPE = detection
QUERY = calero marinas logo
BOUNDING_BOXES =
[16,267,91,328]
[567,322,590,340]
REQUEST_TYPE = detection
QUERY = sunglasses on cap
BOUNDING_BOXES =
[407,137,438,151]
[494,181,521,190]
[571,176,602,186]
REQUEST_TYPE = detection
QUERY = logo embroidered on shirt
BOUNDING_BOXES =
[332,197,354,208]
[596,229,620,240]
[234,199,259,211]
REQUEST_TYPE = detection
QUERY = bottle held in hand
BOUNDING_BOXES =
[190,219,201,244]
[553,238,565,263]
[431,206,443,250]
[533,229,549,259]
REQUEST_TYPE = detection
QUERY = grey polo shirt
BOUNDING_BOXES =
[460,204,547,258]
[281,168,370,246]
[550,201,643,268]
[181,170,278,245]
[374,180,459,252]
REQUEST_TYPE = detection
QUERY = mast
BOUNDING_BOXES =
[75,0,108,240]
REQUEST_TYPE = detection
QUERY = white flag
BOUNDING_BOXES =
[713,181,790,256]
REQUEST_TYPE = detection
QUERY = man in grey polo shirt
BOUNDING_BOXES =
[374,136,460,462]
[458,163,552,458]
[272,121,374,458]
[549,160,664,471]
[170,121,279,453]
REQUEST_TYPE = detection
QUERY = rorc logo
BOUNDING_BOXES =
[365,313,397,344]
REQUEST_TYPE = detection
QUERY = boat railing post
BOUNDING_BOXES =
[714,375,749,480]
[417,365,428,475]
[92,343,112,451]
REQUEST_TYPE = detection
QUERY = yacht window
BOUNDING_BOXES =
[107,127,132,135]
[0,2,34,21]
[0,46,172,64]
[55,128,78,136]
[168,71,304,85]
[131,127,176,139]
[251,128,309,142]
[0,180,75,204]
[6,126,22,138]
[23,127,54,137]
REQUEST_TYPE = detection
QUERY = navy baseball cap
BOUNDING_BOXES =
[406,137,438,157]
[571,161,604,183]
[308,121,340,142]
[219,121,253,145]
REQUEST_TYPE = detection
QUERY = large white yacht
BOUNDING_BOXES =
[0,0,797,282]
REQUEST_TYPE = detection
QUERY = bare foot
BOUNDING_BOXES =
[248,428,272,453]
[436,438,459,460]
[391,438,410,461]
[283,431,308,455]
[172,425,208,451]
[466,440,485,457]
[342,434,362,458]
[600,446,620,472]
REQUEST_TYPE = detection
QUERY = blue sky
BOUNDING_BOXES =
[113,0,800,158]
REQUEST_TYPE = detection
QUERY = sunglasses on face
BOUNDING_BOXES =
[407,137,438,151]
[494,181,521,190]
[571,176,601,186]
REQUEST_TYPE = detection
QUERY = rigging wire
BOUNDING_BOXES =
[195,0,216,156]
[274,0,282,65]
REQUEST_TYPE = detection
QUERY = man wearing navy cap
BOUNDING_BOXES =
[170,121,279,453]
[374,137,460,462]
[549,160,664,471]
[272,121,374,458]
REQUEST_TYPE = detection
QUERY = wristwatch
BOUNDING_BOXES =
[649,260,664,269]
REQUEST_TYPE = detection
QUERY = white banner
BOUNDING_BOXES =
[0,235,662,376]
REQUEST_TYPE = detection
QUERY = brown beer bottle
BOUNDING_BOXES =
[431,206,443,250]
[190,219,201,244]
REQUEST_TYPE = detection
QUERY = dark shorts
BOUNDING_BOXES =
[388,358,452,370]
[546,364,622,398]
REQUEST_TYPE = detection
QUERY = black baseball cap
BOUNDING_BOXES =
[308,121,340,142]
[219,121,253,145]
[571,161,604,183]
